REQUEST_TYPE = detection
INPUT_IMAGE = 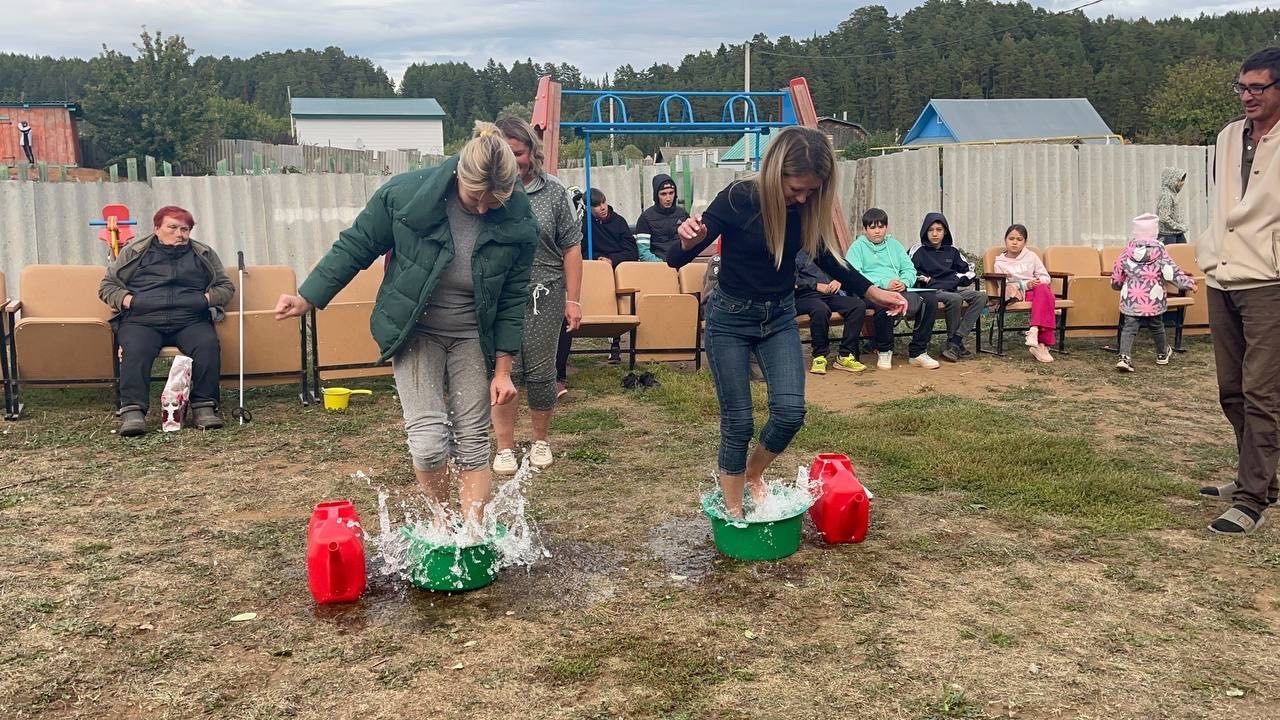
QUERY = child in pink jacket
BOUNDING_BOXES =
[1109,213,1197,372]
[993,224,1056,363]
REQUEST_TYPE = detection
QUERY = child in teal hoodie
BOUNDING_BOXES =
[845,208,939,370]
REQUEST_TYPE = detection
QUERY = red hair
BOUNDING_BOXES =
[153,205,196,229]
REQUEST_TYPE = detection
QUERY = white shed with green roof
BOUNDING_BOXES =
[290,98,447,155]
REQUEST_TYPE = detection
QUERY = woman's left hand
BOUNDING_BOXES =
[491,374,517,406]
[564,300,582,332]
[865,286,909,316]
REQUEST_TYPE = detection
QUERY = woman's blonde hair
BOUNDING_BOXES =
[494,115,543,178]
[457,120,519,203]
[752,125,840,269]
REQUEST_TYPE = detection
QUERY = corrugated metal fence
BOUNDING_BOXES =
[206,140,445,176]
[0,144,1213,297]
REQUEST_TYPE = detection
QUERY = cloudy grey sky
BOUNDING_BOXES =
[1,0,1267,86]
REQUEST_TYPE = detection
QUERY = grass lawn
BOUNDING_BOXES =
[2,335,1278,719]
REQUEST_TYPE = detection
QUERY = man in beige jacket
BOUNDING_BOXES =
[1197,47,1280,535]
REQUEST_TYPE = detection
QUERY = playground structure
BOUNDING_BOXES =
[531,76,852,258]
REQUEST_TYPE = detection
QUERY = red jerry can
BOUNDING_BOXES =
[307,500,366,604]
[807,453,870,544]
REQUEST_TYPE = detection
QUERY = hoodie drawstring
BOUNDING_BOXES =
[530,283,550,316]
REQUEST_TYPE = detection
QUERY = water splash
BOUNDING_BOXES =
[702,466,818,524]
[357,456,548,589]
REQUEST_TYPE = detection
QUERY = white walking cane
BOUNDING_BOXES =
[231,251,252,424]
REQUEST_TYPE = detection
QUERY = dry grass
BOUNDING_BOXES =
[2,337,1278,719]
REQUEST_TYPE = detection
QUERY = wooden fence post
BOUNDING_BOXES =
[126,157,138,182]
[109,164,119,182]
[145,155,156,181]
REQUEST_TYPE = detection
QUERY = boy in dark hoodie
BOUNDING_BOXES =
[584,188,639,266]
[910,212,987,362]
[635,174,690,260]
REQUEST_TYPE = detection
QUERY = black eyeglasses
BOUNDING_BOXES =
[1230,80,1279,96]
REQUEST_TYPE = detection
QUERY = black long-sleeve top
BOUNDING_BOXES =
[666,181,872,301]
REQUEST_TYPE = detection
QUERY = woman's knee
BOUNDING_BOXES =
[525,380,557,412]
[405,413,452,469]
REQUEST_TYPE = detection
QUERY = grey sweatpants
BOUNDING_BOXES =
[392,333,491,471]
[1119,314,1167,357]
[511,277,566,411]
[936,287,988,342]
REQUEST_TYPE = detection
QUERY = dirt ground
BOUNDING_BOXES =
[1,335,1277,719]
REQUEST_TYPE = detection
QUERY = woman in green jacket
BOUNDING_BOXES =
[275,122,537,532]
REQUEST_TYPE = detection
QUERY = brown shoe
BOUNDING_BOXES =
[118,407,146,437]
[191,404,224,430]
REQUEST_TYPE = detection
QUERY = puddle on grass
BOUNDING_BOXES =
[647,515,718,581]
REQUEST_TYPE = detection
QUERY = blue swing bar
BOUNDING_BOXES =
[563,88,797,259]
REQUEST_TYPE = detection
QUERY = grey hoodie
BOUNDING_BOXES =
[1156,167,1188,235]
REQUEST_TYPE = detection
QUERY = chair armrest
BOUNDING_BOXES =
[615,288,638,314]
[4,300,20,314]
[981,273,1008,281]
[1048,271,1073,279]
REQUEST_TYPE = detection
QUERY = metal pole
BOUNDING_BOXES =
[744,42,751,169]
[584,132,593,260]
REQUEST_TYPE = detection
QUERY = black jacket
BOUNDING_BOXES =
[584,205,639,264]
[910,212,975,292]
[666,180,872,301]
[794,249,834,298]
[635,173,689,260]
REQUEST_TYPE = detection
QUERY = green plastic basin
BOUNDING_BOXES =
[701,495,805,561]
[400,525,504,592]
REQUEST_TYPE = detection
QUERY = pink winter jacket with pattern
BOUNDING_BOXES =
[1109,237,1196,317]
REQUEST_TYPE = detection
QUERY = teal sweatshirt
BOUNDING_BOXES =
[845,234,916,289]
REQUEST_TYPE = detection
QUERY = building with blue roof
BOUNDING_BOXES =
[902,98,1118,146]
[290,97,447,155]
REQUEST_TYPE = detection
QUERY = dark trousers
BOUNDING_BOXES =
[556,321,571,381]
[795,292,866,357]
[21,144,34,164]
[873,290,937,357]
[1208,286,1280,513]
[117,321,221,412]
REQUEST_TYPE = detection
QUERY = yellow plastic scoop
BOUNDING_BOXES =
[321,387,373,411]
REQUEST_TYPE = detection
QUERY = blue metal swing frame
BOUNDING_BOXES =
[559,88,798,258]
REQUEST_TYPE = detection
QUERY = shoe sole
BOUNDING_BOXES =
[1115,365,1134,373]
[810,370,826,375]
[832,364,865,373]
[908,361,940,369]
[119,427,146,437]
[531,458,554,469]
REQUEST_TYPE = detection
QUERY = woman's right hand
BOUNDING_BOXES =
[274,294,313,320]
[677,214,707,249]
[865,286,909,316]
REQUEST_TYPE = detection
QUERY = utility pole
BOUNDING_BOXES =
[286,85,296,142]
[744,41,753,169]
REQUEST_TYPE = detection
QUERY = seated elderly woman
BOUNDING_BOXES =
[99,206,235,437]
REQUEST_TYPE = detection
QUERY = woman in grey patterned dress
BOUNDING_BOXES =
[490,116,583,474]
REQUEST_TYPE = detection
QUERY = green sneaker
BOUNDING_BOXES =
[809,356,828,375]
[833,354,867,373]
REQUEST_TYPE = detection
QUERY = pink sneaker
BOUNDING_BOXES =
[555,381,568,399]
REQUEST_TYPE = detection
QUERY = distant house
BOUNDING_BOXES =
[716,133,776,170]
[290,98,447,155]
[0,101,84,165]
[902,98,1118,146]
[655,145,729,169]
[817,116,869,149]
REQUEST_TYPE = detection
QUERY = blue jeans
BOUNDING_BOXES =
[704,288,807,475]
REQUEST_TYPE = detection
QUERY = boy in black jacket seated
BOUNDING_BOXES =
[583,188,638,362]
[795,249,867,374]
[584,188,639,266]
[910,212,987,362]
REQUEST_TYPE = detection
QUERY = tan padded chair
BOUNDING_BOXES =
[572,259,640,368]
[0,272,11,417]
[1100,246,1125,275]
[613,261,699,363]
[982,246,1074,355]
[217,265,304,391]
[313,263,390,383]
[6,265,116,419]
[1044,246,1118,337]
[1164,243,1208,332]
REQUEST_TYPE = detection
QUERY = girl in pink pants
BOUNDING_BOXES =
[993,224,1056,362]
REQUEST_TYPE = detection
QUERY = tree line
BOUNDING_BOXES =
[0,1,1276,168]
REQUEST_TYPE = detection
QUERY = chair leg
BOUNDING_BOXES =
[996,308,1006,356]
[1057,310,1069,353]
[1174,307,1186,352]
[627,329,637,370]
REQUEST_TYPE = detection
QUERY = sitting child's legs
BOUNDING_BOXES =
[828,294,866,357]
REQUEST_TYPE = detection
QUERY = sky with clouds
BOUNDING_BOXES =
[1,1,1269,86]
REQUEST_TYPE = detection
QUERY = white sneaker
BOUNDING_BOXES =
[909,352,941,369]
[877,351,893,370]
[530,440,554,469]
[492,448,518,475]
